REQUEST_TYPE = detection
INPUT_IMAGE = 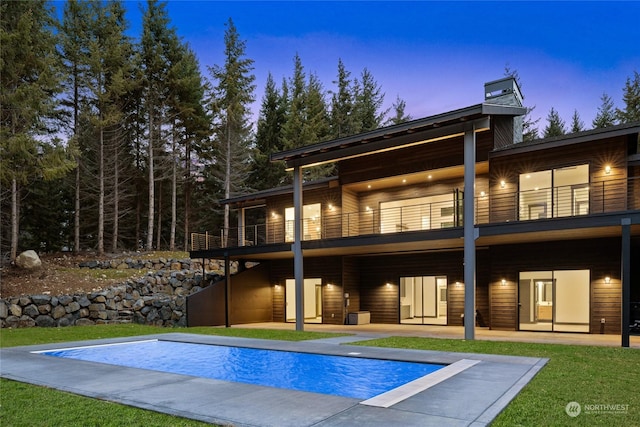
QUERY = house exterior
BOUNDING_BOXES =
[189,77,640,343]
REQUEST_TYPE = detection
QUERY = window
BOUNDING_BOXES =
[285,203,321,242]
[519,165,589,220]
[380,193,455,233]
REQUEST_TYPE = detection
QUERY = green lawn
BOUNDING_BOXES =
[1,325,638,426]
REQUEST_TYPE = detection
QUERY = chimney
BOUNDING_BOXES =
[484,77,524,143]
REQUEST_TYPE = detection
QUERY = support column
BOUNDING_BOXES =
[622,218,631,347]
[463,124,476,340]
[293,166,304,331]
[238,207,245,246]
[225,254,231,328]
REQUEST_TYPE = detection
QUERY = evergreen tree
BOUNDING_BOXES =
[592,93,617,128]
[60,0,92,253]
[140,0,181,250]
[330,59,355,139]
[207,18,256,245]
[249,73,288,190]
[616,70,640,124]
[543,107,566,137]
[302,73,332,180]
[281,54,306,151]
[166,45,208,250]
[570,109,585,133]
[352,68,386,132]
[386,95,412,125]
[0,0,76,260]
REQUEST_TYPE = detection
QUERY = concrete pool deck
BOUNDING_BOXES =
[1,332,547,426]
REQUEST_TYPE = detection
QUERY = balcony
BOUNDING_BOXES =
[191,177,639,251]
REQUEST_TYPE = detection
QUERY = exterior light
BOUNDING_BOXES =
[386,282,392,287]
[605,276,611,284]
[427,175,432,180]
[480,191,486,197]
[271,211,277,218]
[366,206,371,212]
[501,279,507,286]
[500,180,506,189]
[328,203,334,211]
[367,184,372,189]
[605,165,611,175]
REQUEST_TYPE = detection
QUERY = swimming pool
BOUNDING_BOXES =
[37,340,444,400]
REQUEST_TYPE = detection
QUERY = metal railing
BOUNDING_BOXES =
[191,176,639,251]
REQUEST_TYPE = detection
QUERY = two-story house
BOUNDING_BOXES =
[189,77,640,342]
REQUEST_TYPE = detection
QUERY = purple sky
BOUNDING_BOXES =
[84,1,640,131]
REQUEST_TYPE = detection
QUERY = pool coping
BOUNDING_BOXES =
[1,333,548,427]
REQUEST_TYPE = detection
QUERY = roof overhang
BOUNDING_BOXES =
[271,103,526,169]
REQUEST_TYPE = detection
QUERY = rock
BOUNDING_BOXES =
[9,304,22,317]
[0,301,7,318]
[15,250,41,269]
[116,263,129,270]
[23,304,39,317]
[66,301,81,313]
[31,294,52,305]
[37,304,51,314]
[77,296,91,307]
[35,315,56,327]
[75,318,95,326]
[58,295,73,305]
[51,305,66,319]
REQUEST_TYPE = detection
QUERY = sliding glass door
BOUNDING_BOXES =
[285,278,322,323]
[519,270,590,332]
[400,276,447,325]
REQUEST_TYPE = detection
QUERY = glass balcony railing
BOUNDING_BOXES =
[191,177,639,251]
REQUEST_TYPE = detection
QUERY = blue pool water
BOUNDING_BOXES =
[40,340,443,399]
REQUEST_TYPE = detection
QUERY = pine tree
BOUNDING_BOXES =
[281,54,307,151]
[249,73,288,190]
[140,0,181,250]
[207,18,256,246]
[60,0,92,253]
[570,109,585,133]
[616,71,640,124]
[0,0,76,260]
[330,59,354,139]
[543,107,566,137]
[592,93,617,128]
[353,68,386,133]
[386,95,412,125]
[302,73,332,180]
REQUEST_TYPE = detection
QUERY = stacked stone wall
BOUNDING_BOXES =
[1,265,224,328]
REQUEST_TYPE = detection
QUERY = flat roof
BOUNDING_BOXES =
[271,102,526,168]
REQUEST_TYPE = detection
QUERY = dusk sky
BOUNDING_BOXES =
[108,1,639,129]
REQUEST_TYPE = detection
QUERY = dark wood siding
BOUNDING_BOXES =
[357,251,489,325]
[265,187,341,243]
[339,131,493,185]
[269,257,343,324]
[230,263,273,324]
[489,238,621,333]
[342,257,360,323]
[489,136,628,222]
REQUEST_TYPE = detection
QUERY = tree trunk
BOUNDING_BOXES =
[183,139,191,251]
[169,121,177,251]
[111,136,119,252]
[147,109,155,251]
[156,180,162,250]
[10,178,19,262]
[74,158,81,252]
[98,126,104,255]
[223,121,231,247]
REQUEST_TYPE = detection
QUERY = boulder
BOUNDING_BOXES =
[15,250,42,269]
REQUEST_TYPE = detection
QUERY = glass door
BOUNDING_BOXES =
[519,270,590,332]
[400,276,447,325]
[285,278,322,323]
